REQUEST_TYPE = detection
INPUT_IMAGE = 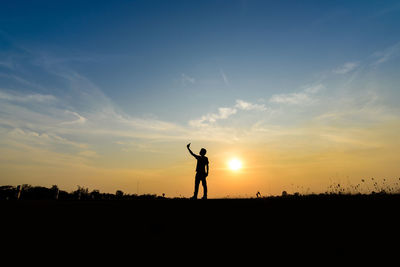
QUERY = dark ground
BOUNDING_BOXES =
[2,194,400,260]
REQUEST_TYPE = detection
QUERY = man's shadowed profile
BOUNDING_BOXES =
[187,143,209,199]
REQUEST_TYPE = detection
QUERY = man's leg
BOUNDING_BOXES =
[193,174,200,199]
[201,176,207,199]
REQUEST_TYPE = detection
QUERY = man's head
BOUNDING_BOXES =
[199,148,207,156]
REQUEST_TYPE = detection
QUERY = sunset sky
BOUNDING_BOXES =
[1,0,400,197]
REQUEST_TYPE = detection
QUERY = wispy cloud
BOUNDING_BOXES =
[78,150,99,158]
[0,90,56,103]
[189,99,269,128]
[60,110,87,125]
[4,127,88,150]
[303,84,324,94]
[371,2,400,18]
[220,69,229,86]
[0,59,14,70]
[116,114,183,132]
[269,84,324,105]
[189,107,237,127]
[372,41,400,66]
[333,62,359,74]
[313,90,397,125]
[0,50,194,167]
[235,99,267,111]
[181,73,195,86]
[269,92,311,105]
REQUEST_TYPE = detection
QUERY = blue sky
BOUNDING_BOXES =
[1,0,400,196]
[2,0,400,121]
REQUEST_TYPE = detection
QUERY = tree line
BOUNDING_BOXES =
[0,184,165,200]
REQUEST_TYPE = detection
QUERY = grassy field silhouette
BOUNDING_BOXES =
[2,184,400,258]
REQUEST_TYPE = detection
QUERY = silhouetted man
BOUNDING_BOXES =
[187,143,209,200]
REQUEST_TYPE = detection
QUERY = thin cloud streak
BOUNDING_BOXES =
[181,73,195,86]
[60,111,87,125]
[235,99,267,111]
[0,90,56,103]
[189,107,237,127]
[269,84,324,105]
[371,41,400,66]
[333,62,359,74]
[189,99,269,128]
[220,69,229,86]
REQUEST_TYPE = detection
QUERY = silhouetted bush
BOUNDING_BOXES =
[0,184,154,200]
[116,190,124,199]
[0,185,16,200]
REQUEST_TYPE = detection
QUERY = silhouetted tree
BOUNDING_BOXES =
[74,186,89,200]
[116,190,124,199]
[91,190,101,200]
[0,185,15,200]
[51,185,59,200]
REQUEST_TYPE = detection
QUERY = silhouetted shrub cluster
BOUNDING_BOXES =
[0,184,164,201]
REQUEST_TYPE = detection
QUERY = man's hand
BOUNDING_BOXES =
[187,143,191,148]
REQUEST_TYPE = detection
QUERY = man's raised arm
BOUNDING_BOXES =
[187,143,197,158]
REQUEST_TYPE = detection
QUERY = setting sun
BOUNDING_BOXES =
[228,158,242,171]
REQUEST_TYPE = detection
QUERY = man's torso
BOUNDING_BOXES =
[196,156,208,173]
